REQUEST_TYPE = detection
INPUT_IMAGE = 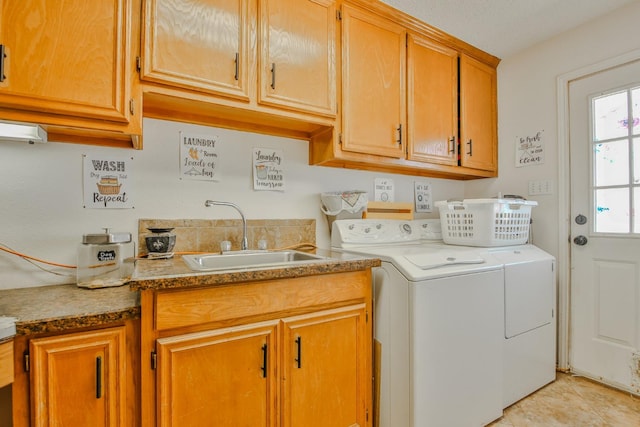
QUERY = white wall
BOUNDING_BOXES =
[465,1,640,259]
[0,118,463,290]
[6,1,638,291]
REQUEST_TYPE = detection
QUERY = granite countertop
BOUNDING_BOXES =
[0,250,380,336]
[129,249,381,291]
[0,284,140,336]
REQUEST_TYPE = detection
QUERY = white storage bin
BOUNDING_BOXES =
[320,190,368,230]
[436,198,537,247]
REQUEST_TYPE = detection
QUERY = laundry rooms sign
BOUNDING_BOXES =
[180,132,220,181]
[83,154,133,209]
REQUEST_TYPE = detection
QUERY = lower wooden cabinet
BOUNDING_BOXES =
[155,305,367,427]
[11,320,140,427]
[29,327,126,427]
[282,306,367,427]
[156,321,278,427]
[140,271,373,427]
[0,340,13,388]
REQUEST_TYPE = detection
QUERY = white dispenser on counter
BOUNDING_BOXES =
[77,229,132,289]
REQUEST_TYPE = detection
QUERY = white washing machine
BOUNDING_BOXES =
[332,219,505,427]
[489,246,557,407]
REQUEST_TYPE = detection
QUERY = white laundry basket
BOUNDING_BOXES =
[436,198,537,247]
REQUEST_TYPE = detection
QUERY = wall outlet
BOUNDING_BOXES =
[528,180,553,195]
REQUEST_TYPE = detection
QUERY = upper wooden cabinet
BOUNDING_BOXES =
[141,0,251,101]
[310,0,500,179]
[0,0,142,148]
[406,33,458,167]
[259,0,337,116]
[141,0,337,139]
[340,4,405,159]
[459,53,498,172]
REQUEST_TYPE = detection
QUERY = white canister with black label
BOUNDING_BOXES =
[77,229,132,288]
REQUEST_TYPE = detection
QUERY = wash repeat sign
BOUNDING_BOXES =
[83,154,133,209]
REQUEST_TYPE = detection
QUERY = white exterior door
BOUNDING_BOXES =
[568,59,640,393]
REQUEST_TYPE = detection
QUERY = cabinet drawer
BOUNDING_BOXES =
[154,271,369,331]
[0,340,13,387]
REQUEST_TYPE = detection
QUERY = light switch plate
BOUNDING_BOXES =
[528,180,553,195]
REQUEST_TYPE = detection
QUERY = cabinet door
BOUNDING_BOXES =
[459,54,497,171]
[259,0,336,116]
[156,321,278,427]
[282,305,369,427]
[341,4,405,158]
[407,34,458,166]
[29,327,126,427]
[0,0,134,123]
[142,0,250,101]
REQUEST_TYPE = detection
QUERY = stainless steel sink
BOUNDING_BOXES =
[182,250,329,271]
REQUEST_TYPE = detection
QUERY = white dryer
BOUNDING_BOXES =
[489,246,557,407]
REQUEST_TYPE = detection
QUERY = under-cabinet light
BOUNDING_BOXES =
[0,121,47,144]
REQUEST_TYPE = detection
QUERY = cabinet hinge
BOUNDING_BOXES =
[339,133,343,145]
[366,311,369,323]
[151,351,157,370]
[24,351,30,372]
[336,9,342,20]
[136,56,141,73]
[129,98,135,115]
[366,408,369,421]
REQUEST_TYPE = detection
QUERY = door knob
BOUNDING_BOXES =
[575,214,587,225]
[573,235,588,246]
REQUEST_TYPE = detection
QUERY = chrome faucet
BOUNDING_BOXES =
[205,200,248,251]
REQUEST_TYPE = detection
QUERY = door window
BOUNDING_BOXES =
[591,85,640,233]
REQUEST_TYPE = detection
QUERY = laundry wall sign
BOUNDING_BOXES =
[253,148,285,191]
[83,154,134,209]
[180,132,220,181]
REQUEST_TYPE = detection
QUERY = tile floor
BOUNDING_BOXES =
[489,372,640,426]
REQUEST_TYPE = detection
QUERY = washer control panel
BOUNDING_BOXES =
[331,219,441,247]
